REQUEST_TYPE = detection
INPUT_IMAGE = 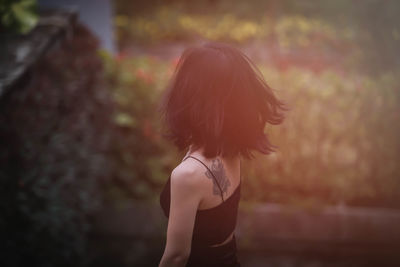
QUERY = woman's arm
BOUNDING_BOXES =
[159,167,202,267]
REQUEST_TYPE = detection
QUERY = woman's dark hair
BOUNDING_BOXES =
[158,41,286,159]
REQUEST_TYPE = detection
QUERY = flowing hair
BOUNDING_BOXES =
[158,41,286,159]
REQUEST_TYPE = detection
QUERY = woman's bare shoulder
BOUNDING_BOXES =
[170,158,209,191]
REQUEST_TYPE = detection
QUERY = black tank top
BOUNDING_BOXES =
[159,155,241,247]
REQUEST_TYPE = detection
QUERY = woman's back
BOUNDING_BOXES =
[190,152,241,210]
[159,148,242,266]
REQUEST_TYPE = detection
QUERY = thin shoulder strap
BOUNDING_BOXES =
[182,155,225,202]
[239,158,242,183]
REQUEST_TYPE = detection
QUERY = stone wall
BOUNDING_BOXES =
[0,10,114,267]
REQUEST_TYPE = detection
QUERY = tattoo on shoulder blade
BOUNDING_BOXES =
[205,158,231,196]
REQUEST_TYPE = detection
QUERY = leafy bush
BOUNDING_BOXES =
[101,53,400,209]
[111,0,400,208]
[0,0,38,34]
[243,66,400,208]
[99,52,181,202]
[114,5,346,50]
[115,0,400,73]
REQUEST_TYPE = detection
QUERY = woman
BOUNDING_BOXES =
[158,41,286,267]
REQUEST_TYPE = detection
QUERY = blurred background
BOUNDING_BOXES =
[1,0,400,266]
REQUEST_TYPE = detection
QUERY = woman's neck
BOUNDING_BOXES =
[185,144,239,163]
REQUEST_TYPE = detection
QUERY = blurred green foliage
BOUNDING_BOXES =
[108,0,400,208]
[0,0,38,34]
[99,51,181,203]
[115,0,400,74]
[114,5,347,52]
[244,67,400,208]
[101,52,400,208]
